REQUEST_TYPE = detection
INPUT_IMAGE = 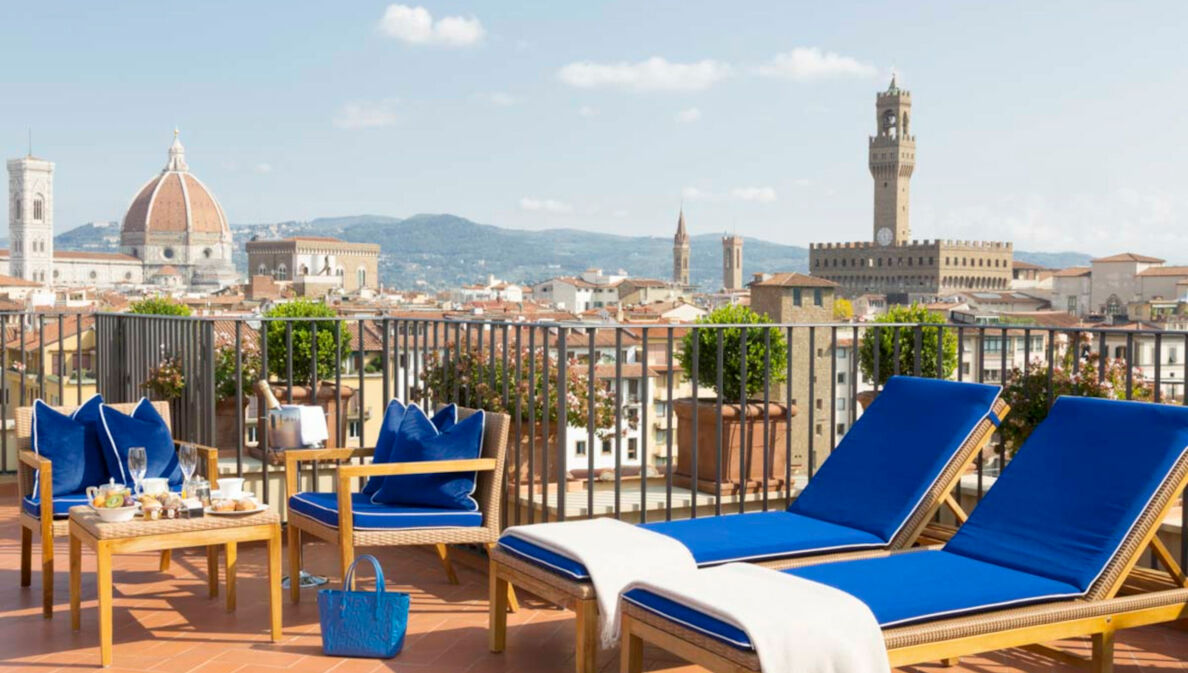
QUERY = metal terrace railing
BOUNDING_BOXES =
[0,311,1185,568]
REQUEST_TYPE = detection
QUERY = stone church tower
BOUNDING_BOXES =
[672,208,690,285]
[722,233,742,291]
[868,74,915,247]
[7,154,54,284]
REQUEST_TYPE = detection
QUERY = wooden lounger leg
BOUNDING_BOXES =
[288,525,302,604]
[489,561,508,653]
[575,598,599,673]
[1092,630,1115,673]
[435,543,459,584]
[620,614,644,673]
[942,657,960,667]
[20,526,32,587]
[40,520,53,619]
[159,549,172,572]
[485,544,519,613]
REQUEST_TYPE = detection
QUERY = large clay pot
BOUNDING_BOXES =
[508,424,580,492]
[214,398,250,457]
[856,390,879,410]
[252,382,355,465]
[672,399,795,495]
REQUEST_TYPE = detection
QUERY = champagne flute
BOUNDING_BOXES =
[179,443,197,496]
[128,446,148,497]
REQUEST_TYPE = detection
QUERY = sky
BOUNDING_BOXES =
[2,1,1187,256]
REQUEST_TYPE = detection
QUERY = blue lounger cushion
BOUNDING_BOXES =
[290,491,483,530]
[623,550,1082,650]
[499,511,886,580]
[788,376,1002,542]
[945,397,1188,592]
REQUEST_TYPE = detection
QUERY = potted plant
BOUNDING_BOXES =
[255,300,355,461]
[673,305,791,495]
[141,356,185,401]
[856,303,957,409]
[416,338,622,491]
[212,340,262,456]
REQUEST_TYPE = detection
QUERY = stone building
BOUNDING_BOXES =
[809,76,1013,301]
[672,208,690,285]
[748,272,841,470]
[246,236,380,295]
[722,234,743,291]
[120,131,238,288]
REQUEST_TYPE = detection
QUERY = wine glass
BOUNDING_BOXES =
[128,447,148,497]
[178,443,197,496]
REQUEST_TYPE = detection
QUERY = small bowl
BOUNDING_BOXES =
[90,503,140,523]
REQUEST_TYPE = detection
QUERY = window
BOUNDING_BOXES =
[131,247,139,259]
[836,398,846,411]
[357,267,367,287]
[793,288,802,306]
[1170,347,1179,365]
[125,271,132,280]
[836,372,846,384]
[813,289,823,306]
[348,420,361,439]
[836,423,847,436]
[575,440,587,456]
[815,398,823,410]
[627,438,638,461]
[276,264,288,281]
[601,439,612,455]
[257,263,267,275]
[203,247,213,259]
[12,198,19,220]
[33,196,44,221]
[163,247,175,259]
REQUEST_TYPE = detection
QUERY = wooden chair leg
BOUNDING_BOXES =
[575,599,599,673]
[620,614,643,673]
[942,657,960,667]
[206,546,219,598]
[159,549,172,572]
[1092,630,1115,673]
[435,543,459,584]
[20,526,32,587]
[40,522,53,619]
[485,544,518,612]
[488,560,508,653]
[288,524,302,604]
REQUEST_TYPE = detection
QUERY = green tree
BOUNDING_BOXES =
[128,296,192,316]
[677,304,788,401]
[858,303,957,383]
[263,300,351,382]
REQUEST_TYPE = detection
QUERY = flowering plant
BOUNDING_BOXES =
[1000,333,1152,451]
[142,356,185,400]
[415,341,625,436]
[214,340,263,403]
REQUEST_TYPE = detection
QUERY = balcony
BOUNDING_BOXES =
[3,311,1187,671]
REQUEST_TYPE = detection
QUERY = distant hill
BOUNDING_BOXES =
[45,213,1098,291]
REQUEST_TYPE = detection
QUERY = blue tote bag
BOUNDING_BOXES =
[318,555,411,658]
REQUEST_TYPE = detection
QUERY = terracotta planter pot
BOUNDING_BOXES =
[856,390,879,410]
[509,424,581,492]
[672,398,796,496]
[213,398,250,457]
[252,382,356,465]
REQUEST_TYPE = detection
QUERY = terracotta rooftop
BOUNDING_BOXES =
[750,272,840,288]
[1052,266,1092,278]
[1137,266,1188,277]
[0,273,43,287]
[1092,252,1165,263]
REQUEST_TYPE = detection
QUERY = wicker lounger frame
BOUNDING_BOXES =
[618,443,1188,673]
[489,399,1010,673]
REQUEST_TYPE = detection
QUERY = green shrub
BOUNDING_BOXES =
[263,300,351,382]
[677,304,788,401]
[858,303,956,383]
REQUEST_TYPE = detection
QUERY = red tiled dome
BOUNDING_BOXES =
[121,131,228,237]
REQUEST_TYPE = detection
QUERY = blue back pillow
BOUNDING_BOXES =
[363,402,458,496]
[31,400,86,497]
[371,404,483,511]
[946,396,1188,593]
[73,394,111,489]
[789,376,1001,542]
[98,399,183,487]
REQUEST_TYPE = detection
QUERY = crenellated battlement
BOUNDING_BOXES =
[809,239,1012,251]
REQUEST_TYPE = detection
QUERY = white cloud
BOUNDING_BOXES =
[558,57,731,92]
[675,107,702,123]
[756,47,876,81]
[731,187,778,203]
[519,197,574,214]
[487,92,517,106]
[578,105,599,117]
[377,4,484,47]
[253,163,273,174]
[334,100,398,129]
[792,178,813,187]
[681,186,712,201]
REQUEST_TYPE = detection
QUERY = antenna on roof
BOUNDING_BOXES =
[27,128,32,157]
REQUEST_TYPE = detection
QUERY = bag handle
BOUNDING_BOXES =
[342,554,386,595]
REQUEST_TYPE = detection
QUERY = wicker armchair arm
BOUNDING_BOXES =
[338,458,496,479]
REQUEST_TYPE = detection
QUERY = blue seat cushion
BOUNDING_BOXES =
[498,511,886,580]
[946,397,1188,592]
[362,402,458,496]
[290,491,483,530]
[789,376,1001,542]
[98,399,183,488]
[370,404,483,511]
[22,491,92,519]
[623,550,1082,650]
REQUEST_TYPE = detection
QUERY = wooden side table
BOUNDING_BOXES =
[68,507,282,667]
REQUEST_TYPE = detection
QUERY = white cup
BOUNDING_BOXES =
[141,478,170,496]
[219,477,245,498]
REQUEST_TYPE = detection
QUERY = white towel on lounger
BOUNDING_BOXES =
[623,562,889,673]
[501,517,698,648]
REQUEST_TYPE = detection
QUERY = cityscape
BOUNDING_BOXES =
[2,4,1186,673]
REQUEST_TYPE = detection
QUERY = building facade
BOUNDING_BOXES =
[246,236,380,294]
[722,234,742,291]
[809,77,1013,301]
[7,155,54,283]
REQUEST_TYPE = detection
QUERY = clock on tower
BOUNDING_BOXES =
[876,227,893,247]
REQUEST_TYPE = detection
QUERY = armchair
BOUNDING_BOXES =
[16,400,219,618]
